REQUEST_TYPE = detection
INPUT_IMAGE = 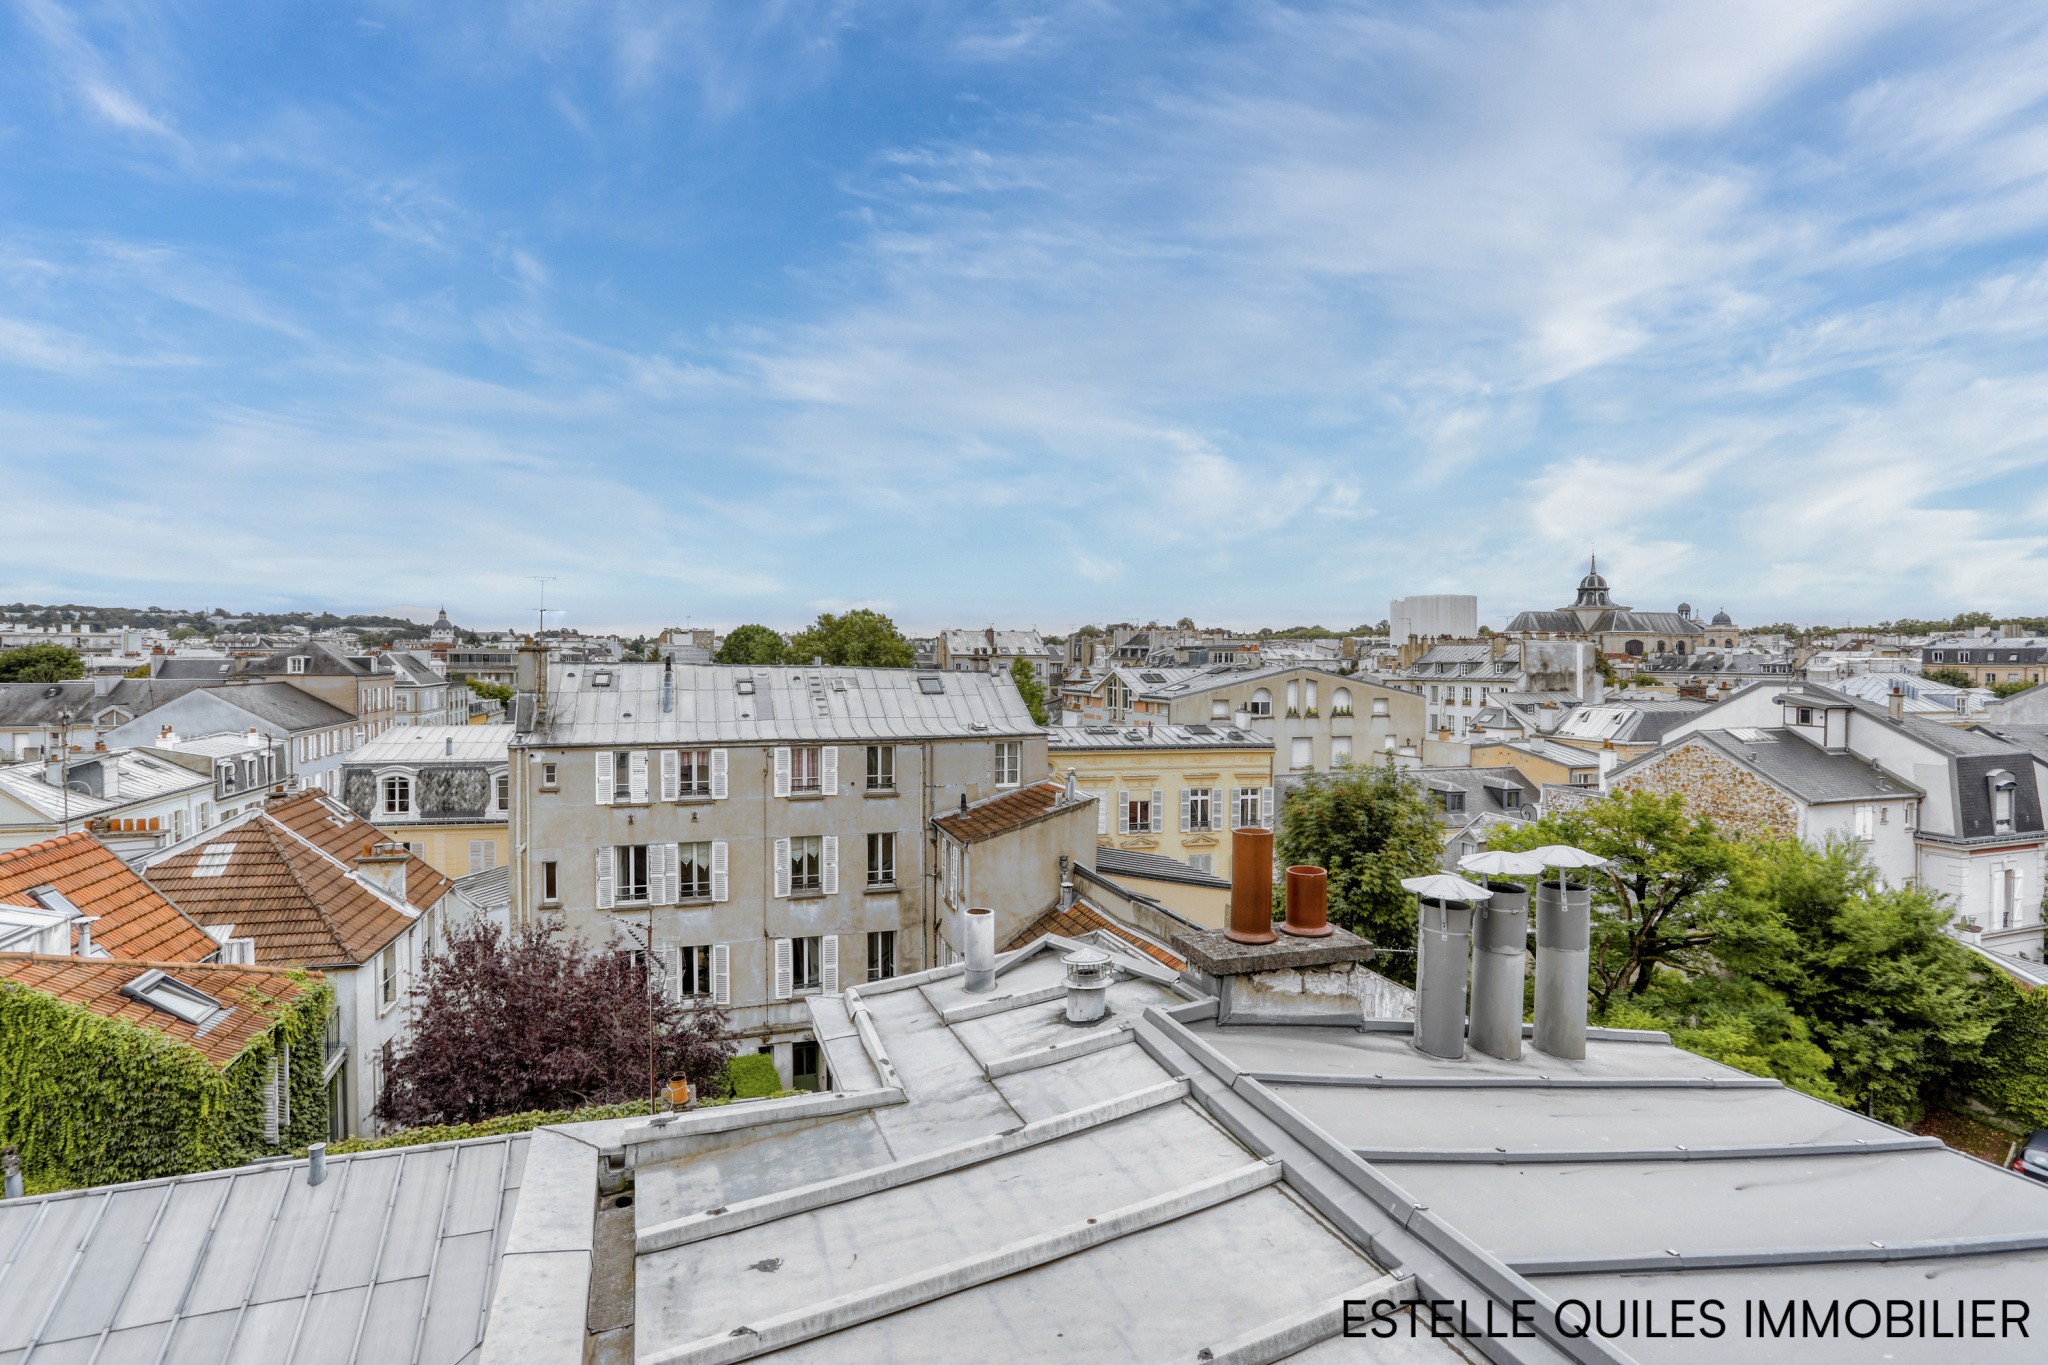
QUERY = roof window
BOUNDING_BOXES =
[736,679,756,696]
[591,670,613,689]
[194,844,235,878]
[917,676,946,695]
[120,969,226,1028]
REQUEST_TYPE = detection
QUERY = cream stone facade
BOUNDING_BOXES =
[1046,723,1275,883]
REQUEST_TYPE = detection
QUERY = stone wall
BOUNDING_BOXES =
[1613,742,1798,839]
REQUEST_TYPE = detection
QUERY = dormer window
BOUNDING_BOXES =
[382,773,412,816]
[120,969,225,1028]
[1796,707,1813,725]
[287,656,306,674]
[1990,770,2018,831]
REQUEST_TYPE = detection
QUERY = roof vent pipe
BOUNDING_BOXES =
[1225,826,1276,944]
[962,906,996,993]
[1468,880,1529,1061]
[1413,897,1475,1059]
[444,735,454,756]
[1058,879,1075,911]
[3,1145,20,1201]
[1533,877,1591,1060]
[1063,946,1113,1024]
[1281,865,1332,937]
[307,1142,327,1186]
[1063,767,1078,804]
[662,657,674,714]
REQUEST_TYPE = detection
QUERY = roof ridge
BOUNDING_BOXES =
[263,803,426,916]
[250,818,362,962]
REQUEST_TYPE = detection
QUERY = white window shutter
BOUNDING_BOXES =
[773,838,791,897]
[662,946,681,1003]
[822,746,838,792]
[596,847,615,909]
[821,835,839,895]
[1098,796,1107,836]
[773,937,793,1000]
[1151,788,1163,833]
[821,934,839,993]
[595,751,613,805]
[1118,790,1129,835]
[650,843,676,906]
[710,749,729,799]
[1179,788,1190,832]
[962,851,970,906]
[710,944,729,1005]
[1261,787,1274,829]
[773,747,791,797]
[628,751,649,803]
[280,1044,291,1127]
[1213,788,1227,832]
[659,750,680,802]
[711,841,729,901]
[263,1057,280,1144]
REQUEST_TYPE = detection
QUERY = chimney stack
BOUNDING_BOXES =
[1889,685,1905,722]
[1414,897,1475,1059]
[962,906,996,993]
[1467,880,1529,1060]
[1533,876,1591,1060]
[354,841,410,903]
[1225,826,1276,944]
[1281,865,1332,937]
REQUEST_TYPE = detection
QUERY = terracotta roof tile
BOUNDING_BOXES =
[1002,899,1186,971]
[0,951,316,1070]
[933,780,1082,844]
[144,792,445,968]
[0,833,218,963]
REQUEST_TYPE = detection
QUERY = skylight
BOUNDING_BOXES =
[917,677,945,695]
[194,844,235,878]
[120,969,225,1027]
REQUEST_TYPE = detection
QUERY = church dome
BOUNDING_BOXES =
[1711,608,1733,626]
[1572,556,1612,608]
[1677,602,1693,619]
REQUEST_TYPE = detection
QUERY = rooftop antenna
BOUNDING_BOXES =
[531,576,558,637]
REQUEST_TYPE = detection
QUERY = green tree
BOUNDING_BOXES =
[715,624,788,666]
[788,609,915,668]
[1275,763,1444,983]
[1490,792,1742,1014]
[1010,657,1048,724]
[1923,667,1976,689]
[1991,680,2037,699]
[465,676,515,703]
[1593,652,1620,688]
[0,645,85,682]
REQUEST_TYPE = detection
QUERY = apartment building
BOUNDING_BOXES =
[105,683,361,792]
[508,658,1044,1086]
[1391,637,1602,740]
[1045,722,1275,882]
[339,724,511,878]
[935,628,1054,688]
[1923,637,2047,690]
[0,748,215,856]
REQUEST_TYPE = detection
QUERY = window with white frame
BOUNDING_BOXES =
[379,943,398,1009]
[1991,771,2017,831]
[1123,790,1154,833]
[672,945,713,997]
[994,741,1021,787]
[1184,787,1213,832]
[1333,688,1352,716]
[382,774,411,816]
[1331,735,1353,765]
[788,835,823,892]
[679,842,713,899]
[867,832,895,886]
[1286,680,1300,712]
[789,746,822,792]
[678,749,713,795]
[1235,786,1269,829]
[867,930,897,981]
[542,761,558,789]
[494,772,510,813]
[613,844,650,903]
[866,745,895,791]
[792,935,824,990]
[1249,688,1272,717]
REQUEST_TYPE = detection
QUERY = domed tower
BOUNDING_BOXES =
[1677,602,1693,620]
[430,607,455,644]
[1711,608,1733,626]
[1563,556,1628,630]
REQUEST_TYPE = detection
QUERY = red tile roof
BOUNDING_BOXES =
[0,952,317,1070]
[1002,899,1186,972]
[0,833,218,963]
[933,780,1082,844]
[145,792,447,967]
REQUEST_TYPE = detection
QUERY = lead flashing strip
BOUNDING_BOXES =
[638,1157,1282,1365]
[1512,1229,2048,1277]
[1356,1137,1943,1165]
[621,1088,906,1167]
[634,1077,1189,1255]
[1250,1072,1780,1090]
[1198,1272,1418,1365]
[980,1020,1136,1078]
[936,982,1066,1024]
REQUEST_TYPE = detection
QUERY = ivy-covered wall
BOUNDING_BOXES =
[0,975,332,1191]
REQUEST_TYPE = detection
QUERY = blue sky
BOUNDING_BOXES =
[5,1,2048,634]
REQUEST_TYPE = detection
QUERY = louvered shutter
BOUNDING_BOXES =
[280,1044,291,1127]
[961,851,970,906]
[821,836,839,894]
[710,749,728,799]
[822,746,838,792]
[773,838,791,897]
[662,946,682,1003]
[773,938,793,1000]
[773,747,791,797]
[628,751,649,803]
[1151,788,1163,833]
[711,841,729,901]
[649,843,676,905]
[596,847,615,909]
[1097,796,1107,836]
[1212,788,1227,832]
[1179,788,1190,832]
[821,934,839,993]
[710,944,730,1005]
[1118,791,1129,834]
[263,1057,281,1144]
[1260,787,1274,829]
[660,750,680,802]
[595,752,614,805]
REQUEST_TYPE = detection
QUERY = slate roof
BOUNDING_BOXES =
[240,640,371,677]
[454,864,511,915]
[1675,729,1922,804]
[1094,845,1232,889]
[0,832,219,962]
[1976,725,2048,764]
[1549,699,1710,746]
[1001,899,1188,969]
[0,677,209,726]
[531,662,1041,745]
[932,780,1082,844]
[1045,722,1271,751]
[0,951,315,1070]
[144,793,447,966]
[150,656,240,679]
[1413,765,1540,814]
[204,682,357,732]
[0,1131,528,1364]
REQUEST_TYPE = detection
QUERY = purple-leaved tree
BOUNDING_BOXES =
[374,917,734,1127]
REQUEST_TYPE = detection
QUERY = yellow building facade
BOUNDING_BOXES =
[1046,723,1276,884]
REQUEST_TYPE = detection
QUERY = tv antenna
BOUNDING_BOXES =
[531,577,558,636]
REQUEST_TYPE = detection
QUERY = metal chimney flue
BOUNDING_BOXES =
[1414,897,1475,1059]
[1533,877,1592,1060]
[307,1142,328,1186]
[1225,826,1276,944]
[1062,946,1114,1024]
[1468,880,1529,1060]
[962,906,996,993]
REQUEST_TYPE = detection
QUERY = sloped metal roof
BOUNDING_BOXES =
[345,726,510,765]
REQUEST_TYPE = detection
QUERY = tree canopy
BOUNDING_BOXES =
[0,645,85,683]
[715,624,788,666]
[787,609,916,668]
[1922,666,1976,689]
[1275,762,1444,982]
[1010,656,1048,724]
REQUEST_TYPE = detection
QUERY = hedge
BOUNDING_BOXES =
[0,974,331,1192]
[724,1053,784,1099]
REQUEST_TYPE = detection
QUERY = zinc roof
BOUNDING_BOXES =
[345,724,511,765]
[0,749,211,822]
[0,1132,528,1364]
[0,951,314,1070]
[1045,721,1272,751]
[0,832,218,962]
[529,662,1039,746]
